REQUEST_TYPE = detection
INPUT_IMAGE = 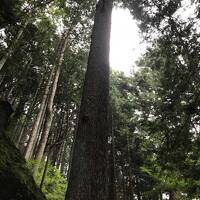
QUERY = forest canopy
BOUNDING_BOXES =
[0,0,200,200]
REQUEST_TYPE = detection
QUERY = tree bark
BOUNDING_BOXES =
[24,88,49,160]
[15,72,45,147]
[23,38,66,158]
[65,0,113,199]
[169,191,179,200]
[32,28,70,175]
[40,150,51,189]
[108,109,117,200]
[0,100,13,135]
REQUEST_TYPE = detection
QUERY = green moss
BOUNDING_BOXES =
[0,135,46,200]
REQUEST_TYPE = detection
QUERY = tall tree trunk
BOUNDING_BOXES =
[23,36,66,159]
[32,29,70,175]
[51,107,66,167]
[121,169,128,200]
[31,110,47,158]
[65,0,113,199]
[24,79,50,160]
[39,150,51,189]
[60,141,67,173]
[126,133,134,199]
[24,66,56,160]
[108,138,117,200]
[15,72,45,147]
[0,19,29,71]
[108,109,117,200]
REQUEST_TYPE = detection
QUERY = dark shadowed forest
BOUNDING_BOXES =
[0,0,200,199]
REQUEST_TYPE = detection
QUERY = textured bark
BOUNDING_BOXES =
[66,0,113,199]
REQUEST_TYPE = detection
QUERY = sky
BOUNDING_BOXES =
[110,7,147,75]
[110,1,198,75]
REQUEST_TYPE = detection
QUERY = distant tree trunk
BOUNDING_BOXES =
[24,84,49,160]
[137,193,141,200]
[51,107,66,167]
[15,72,45,147]
[32,29,70,175]
[169,191,179,200]
[121,169,128,200]
[108,109,117,200]
[0,19,29,71]
[159,191,163,200]
[108,139,117,200]
[24,37,68,158]
[0,100,13,135]
[40,150,51,189]
[31,111,47,157]
[65,0,113,199]
[126,133,134,199]
[60,141,68,173]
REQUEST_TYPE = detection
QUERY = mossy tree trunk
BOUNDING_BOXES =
[0,100,13,134]
[0,100,45,200]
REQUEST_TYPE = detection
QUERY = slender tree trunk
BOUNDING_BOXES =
[66,130,76,181]
[108,109,117,200]
[40,150,51,189]
[0,19,29,71]
[24,69,54,160]
[50,143,61,166]
[33,29,70,175]
[60,141,68,173]
[24,41,67,158]
[159,191,163,200]
[169,191,179,200]
[15,72,45,147]
[31,110,47,158]
[126,133,134,199]
[122,169,127,200]
[108,139,117,200]
[66,1,113,199]
[32,110,54,175]
[51,107,66,167]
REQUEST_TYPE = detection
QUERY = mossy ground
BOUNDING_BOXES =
[0,135,46,200]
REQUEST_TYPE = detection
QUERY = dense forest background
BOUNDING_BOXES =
[0,0,200,199]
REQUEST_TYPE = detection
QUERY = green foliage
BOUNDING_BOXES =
[27,159,67,200]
